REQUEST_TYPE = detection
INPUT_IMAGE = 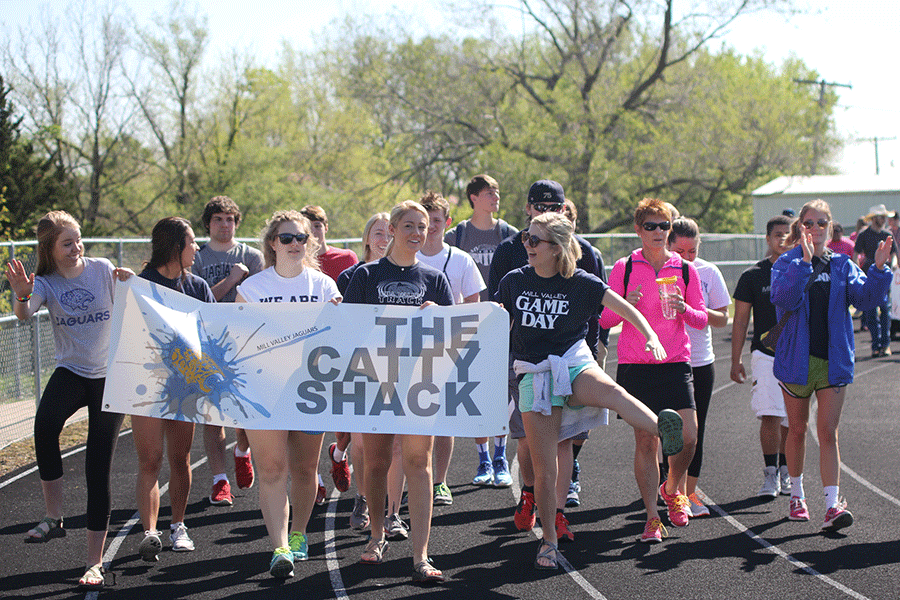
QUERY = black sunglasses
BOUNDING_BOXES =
[531,202,563,214]
[277,232,309,245]
[641,221,671,232]
[802,219,830,229]
[521,231,557,248]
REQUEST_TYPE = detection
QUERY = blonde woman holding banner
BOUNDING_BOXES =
[343,200,454,584]
[235,210,341,578]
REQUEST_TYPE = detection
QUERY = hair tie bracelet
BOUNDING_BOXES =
[16,293,32,303]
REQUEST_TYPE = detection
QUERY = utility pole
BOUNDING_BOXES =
[794,78,853,174]
[854,136,898,175]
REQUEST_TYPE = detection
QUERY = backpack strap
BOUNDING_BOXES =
[623,255,633,293]
[624,254,689,293]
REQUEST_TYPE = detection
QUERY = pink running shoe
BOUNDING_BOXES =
[788,497,810,521]
[659,481,690,527]
[639,517,667,543]
[821,499,853,531]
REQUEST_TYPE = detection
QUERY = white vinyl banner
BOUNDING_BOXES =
[103,278,509,437]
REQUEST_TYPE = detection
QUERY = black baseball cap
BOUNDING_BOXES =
[527,180,565,205]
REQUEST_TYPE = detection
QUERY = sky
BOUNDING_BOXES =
[2,0,898,177]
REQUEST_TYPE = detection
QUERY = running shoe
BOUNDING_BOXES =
[139,530,162,562]
[384,513,409,540]
[209,479,233,506]
[514,490,537,531]
[822,499,853,531]
[659,481,690,527]
[492,456,513,487]
[758,467,780,497]
[778,466,792,496]
[315,482,327,506]
[350,494,369,531]
[639,517,667,543]
[688,493,710,517]
[473,460,494,485]
[657,409,684,455]
[234,450,254,489]
[269,547,294,578]
[565,481,580,507]
[433,482,453,506]
[555,512,574,543]
[788,496,810,521]
[289,531,308,561]
[170,523,195,552]
[571,457,580,485]
[328,442,351,493]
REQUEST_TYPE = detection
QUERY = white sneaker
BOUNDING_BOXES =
[758,467,780,497]
[778,466,792,496]
[139,530,162,562]
[170,523,195,552]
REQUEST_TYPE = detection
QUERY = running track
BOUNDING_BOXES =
[1,326,898,599]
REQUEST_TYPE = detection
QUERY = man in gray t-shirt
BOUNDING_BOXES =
[192,196,264,505]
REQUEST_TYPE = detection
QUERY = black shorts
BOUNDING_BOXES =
[616,362,696,415]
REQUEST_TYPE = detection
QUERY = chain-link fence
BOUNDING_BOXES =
[0,233,764,449]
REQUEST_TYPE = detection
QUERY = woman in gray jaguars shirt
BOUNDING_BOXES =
[6,211,133,589]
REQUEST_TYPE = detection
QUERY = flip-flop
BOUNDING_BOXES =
[359,538,388,564]
[24,517,65,543]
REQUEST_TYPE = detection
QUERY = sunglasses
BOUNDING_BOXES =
[802,219,830,229]
[531,202,563,213]
[521,231,557,248]
[641,221,671,232]
[277,232,309,245]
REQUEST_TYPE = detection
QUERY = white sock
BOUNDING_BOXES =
[823,485,839,509]
[213,473,228,485]
[234,446,251,458]
[332,445,346,463]
[790,475,804,499]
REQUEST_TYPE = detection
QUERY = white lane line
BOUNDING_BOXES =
[0,427,134,490]
[509,456,609,600]
[324,486,349,599]
[695,489,870,600]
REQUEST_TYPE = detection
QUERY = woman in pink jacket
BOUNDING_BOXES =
[600,198,707,542]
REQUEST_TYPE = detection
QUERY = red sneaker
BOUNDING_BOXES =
[328,442,351,493]
[209,480,233,506]
[555,511,574,543]
[659,481,690,527]
[315,482,327,506]
[514,490,537,531]
[234,451,254,490]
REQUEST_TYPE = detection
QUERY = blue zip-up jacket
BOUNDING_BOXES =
[771,245,891,386]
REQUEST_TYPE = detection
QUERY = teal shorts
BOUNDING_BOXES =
[780,355,845,398]
[518,362,594,413]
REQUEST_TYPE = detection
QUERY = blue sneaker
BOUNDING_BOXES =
[289,531,308,561]
[473,460,493,485]
[493,456,512,487]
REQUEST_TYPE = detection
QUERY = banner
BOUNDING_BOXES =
[103,278,509,437]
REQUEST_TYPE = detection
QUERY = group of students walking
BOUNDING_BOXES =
[9,177,891,588]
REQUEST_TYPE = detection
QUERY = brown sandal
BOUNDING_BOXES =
[359,538,388,564]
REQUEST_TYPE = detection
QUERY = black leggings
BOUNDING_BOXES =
[687,363,714,479]
[34,367,124,531]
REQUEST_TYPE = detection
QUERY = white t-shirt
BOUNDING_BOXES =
[236,266,340,304]
[417,244,485,304]
[686,257,730,367]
